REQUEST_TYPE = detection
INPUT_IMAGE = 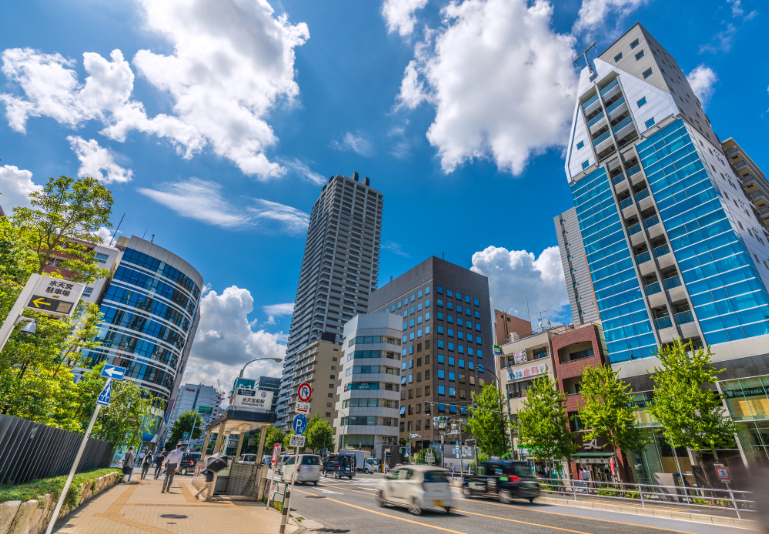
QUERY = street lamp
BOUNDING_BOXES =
[238,357,283,378]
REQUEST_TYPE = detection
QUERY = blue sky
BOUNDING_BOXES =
[0,0,766,388]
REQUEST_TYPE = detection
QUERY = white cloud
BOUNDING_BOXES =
[0,165,41,212]
[382,0,429,37]
[382,241,410,257]
[700,0,757,53]
[332,132,375,157]
[397,0,578,176]
[91,226,114,244]
[183,286,285,389]
[263,303,295,316]
[137,178,309,234]
[686,65,718,109]
[471,245,569,325]
[67,136,133,184]
[279,158,326,185]
[572,0,648,34]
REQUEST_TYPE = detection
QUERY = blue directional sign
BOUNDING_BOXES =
[292,414,308,435]
[183,432,190,439]
[100,364,126,380]
[96,380,113,406]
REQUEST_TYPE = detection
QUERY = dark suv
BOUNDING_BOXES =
[178,452,201,475]
[462,460,540,504]
[322,454,355,479]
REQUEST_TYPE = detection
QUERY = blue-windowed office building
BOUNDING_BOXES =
[81,235,203,442]
[561,24,769,472]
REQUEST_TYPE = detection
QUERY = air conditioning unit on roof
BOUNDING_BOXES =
[509,333,519,343]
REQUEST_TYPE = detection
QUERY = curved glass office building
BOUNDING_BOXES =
[83,236,203,403]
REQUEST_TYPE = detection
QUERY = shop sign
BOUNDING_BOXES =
[513,350,527,365]
[576,457,611,465]
[508,363,548,382]
[232,388,273,412]
[723,386,767,398]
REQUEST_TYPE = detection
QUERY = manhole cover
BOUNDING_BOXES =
[160,514,188,519]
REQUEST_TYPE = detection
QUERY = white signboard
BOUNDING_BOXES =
[513,350,527,365]
[508,362,548,382]
[296,402,310,414]
[24,275,86,317]
[289,434,306,448]
[232,388,273,412]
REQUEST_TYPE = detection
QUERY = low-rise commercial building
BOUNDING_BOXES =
[290,337,343,427]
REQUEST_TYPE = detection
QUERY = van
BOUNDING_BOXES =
[280,454,322,484]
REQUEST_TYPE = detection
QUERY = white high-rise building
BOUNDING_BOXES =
[161,383,223,447]
[275,173,383,429]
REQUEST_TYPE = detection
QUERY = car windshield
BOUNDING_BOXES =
[424,471,448,483]
[302,456,320,465]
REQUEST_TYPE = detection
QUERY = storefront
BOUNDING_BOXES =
[719,375,769,467]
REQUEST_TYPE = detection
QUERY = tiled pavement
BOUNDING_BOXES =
[54,473,299,534]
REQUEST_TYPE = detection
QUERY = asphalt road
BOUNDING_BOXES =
[286,474,739,534]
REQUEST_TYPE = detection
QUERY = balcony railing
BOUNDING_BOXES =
[600,78,620,97]
[611,115,633,134]
[619,197,634,210]
[644,282,662,296]
[635,188,651,201]
[587,111,606,128]
[654,316,673,329]
[626,164,642,177]
[643,215,660,229]
[612,174,626,186]
[582,93,600,110]
[674,310,695,325]
[592,130,611,147]
[663,276,682,290]
[606,96,627,116]
[627,223,642,236]
[653,244,671,257]
[635,251,651,265]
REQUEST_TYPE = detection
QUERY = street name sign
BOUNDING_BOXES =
[292,414,308,435]
[296,401,310,414]
[100,365,126,380]
[96,380,113,406]
[297,382,312,402]
[24,276,86,318]
[290,434,306,448]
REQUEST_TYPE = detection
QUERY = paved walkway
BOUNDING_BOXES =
[53,473,299,534]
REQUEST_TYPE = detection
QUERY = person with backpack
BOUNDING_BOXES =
[121,447,136,483]
[141,449,154,480]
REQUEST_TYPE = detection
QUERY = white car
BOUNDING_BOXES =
[280,454,321,485]
[238,454,257,464]
[377,465,453,515]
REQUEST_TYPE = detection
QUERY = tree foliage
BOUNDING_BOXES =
[515,375,578,462]
[167,410,205,448]
[415,447,441,465]
[304,415,335,453]
[467,383,510,458]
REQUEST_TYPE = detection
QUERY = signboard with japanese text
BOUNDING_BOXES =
[232,388,273,413]
[24,276,86,318]
[507,362,548,382]
[296,402,310,414]
[290,434,306,448]
[513,350,527,365]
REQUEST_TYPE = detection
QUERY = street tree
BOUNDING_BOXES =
[467,383,510,458]
[516,375,578,472]
[305,415,335,453]
[415,447,441,466]
[167,410,205,448]
[578,365,648,481]
[264,426,286,451]
[647,339,737,487]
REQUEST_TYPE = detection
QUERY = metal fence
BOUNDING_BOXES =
[0,414,114,486]
[538,477,754,519]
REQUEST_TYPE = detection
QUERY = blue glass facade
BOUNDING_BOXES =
[572,167,656,363]
[83,247,202,401]
[637,119,769,345]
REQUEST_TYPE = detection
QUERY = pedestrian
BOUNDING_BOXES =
[195,453,227,501]
[384,463,389,476]
[452,465,456,479]
[141,449,153,480]
[154,449,167,480]
[121,447,136,483]
[162,444,184,493]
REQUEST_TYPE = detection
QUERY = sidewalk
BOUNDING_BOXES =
[53,473,299,534]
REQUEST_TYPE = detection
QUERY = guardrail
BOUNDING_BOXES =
[536,477,754,519]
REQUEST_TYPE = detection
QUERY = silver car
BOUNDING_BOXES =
[378,465,453,515]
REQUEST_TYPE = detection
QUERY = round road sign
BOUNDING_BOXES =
[292,414,308,435]
[297,382,312,402]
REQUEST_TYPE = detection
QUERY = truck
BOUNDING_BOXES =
[339,449,369,472]
[364,457,379,474]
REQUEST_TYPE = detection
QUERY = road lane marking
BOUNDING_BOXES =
[451,509,592,534]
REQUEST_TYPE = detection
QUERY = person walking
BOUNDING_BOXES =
[121,447,136,483]
[162,444,184,493]
[154,449,167,480]
[141,449,154,480]
[195,453,227,501]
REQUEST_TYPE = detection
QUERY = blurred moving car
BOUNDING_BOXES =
[238,453,257,464]
[280,454,322,484]
[461,460,540,503]
[378,465,453,515]
[177,452,201,475]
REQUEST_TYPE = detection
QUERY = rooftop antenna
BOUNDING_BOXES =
[142,227,148,239]
[108,212,125,247]
[151,234,155,243]
[573,42,597,74]
[442,252,445,260]
[532,310,551,331]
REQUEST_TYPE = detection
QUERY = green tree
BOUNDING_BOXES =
[304,415,335,453]
[265,426,286,451]
[167,410,205,448]
[516,376,578,471]
[11,176,113,281]
[415,447,441,466]
[578,365,648,481]
[467,383,510,458]
[647,339,737,487]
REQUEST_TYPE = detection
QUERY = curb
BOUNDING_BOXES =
[535,495,756,530]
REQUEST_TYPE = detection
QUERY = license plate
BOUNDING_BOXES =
[434,500,445,508]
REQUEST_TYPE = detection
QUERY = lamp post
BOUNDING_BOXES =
[238,357,283,378]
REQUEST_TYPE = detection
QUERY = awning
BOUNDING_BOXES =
[572,452,615,457]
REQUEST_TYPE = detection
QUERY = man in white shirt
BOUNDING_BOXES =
[162,444,185,493]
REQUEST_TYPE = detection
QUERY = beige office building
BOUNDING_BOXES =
[291,339,343,428]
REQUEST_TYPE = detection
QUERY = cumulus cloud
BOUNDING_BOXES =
[263,303,295,316]
[382,0,429,37]
[332,132,375,157]
[183,286,285,389]
[572,0,648,34]
[67,136,133,183]
[0,0,310,179]
[471,245,569,325]
[0,165,41,212]
[686,66,718,109]
[137,178,309,234]
[396,0,578,176]
[91,226,115,244]
[700,0,757,53]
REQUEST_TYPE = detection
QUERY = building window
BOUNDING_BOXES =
[576,141,584,150]
[438,370,445,379]
[439,385,445,395]
[450,388,456,397]
[645,117,655,128]
[642,68,653,79]
[630,38,640,49]
[614,52,622,62]
[582,160,589,170]
[438,339,444,349]
[635,50,645,60]
[637,97,646,108]
[447,289,453,297]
